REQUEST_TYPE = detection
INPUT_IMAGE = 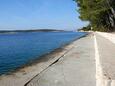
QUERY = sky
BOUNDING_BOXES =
[0,0,88,31]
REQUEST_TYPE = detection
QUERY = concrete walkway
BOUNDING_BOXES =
[26,34,96,86]
[2,32,115,86]
[95,33,115,86]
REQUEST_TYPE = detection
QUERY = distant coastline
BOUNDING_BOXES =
[0,29,65,33]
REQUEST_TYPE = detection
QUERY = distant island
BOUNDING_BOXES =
[0,29,65,33]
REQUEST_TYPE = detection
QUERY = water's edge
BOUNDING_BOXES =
[0,32,88,76]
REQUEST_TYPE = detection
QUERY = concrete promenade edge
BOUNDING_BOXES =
[26,34,96,86]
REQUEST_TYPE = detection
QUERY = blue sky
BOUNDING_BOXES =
[0,0,88,31]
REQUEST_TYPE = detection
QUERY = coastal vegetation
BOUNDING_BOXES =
[74,0,115,32]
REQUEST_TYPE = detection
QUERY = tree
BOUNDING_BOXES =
[74,0,115,32]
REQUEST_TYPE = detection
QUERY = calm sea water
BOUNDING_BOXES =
[0,32,86,75]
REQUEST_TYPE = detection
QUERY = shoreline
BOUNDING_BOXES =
[0,33,88,86]
[0,32,88,76]
[26,32,95,86]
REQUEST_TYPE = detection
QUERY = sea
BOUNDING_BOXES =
[0,31,87,75]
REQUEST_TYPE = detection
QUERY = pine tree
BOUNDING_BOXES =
[74,0,115,32]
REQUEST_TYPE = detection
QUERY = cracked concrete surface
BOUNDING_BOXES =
[26,34,96,86]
